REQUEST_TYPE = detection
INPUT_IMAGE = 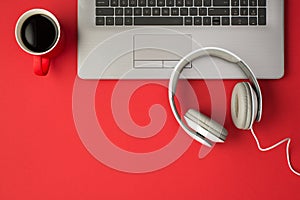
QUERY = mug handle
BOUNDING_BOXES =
[33,56,50,76]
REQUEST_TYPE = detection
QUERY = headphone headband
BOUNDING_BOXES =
[168,47,262,146]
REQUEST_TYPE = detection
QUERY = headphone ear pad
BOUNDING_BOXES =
[184,109,228,142]
[231,82,258,130]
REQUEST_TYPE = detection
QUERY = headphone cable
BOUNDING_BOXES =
[250,127,300,176]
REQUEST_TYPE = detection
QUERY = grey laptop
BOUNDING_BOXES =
[78,0,284,79]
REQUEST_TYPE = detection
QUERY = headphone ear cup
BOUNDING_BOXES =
[184,109,228,142]
[231,82,258,130]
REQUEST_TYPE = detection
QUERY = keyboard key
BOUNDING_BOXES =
[138,0,146,6]
[162,8,170,15]
[208,8,229,15]
[115,17,123,25]
[185,17,192,25]
[185,0,193,6]
[240,0,248,6]
[194,0,202,6]
[258,0,266,6]
[231,0,239,6]
[153,8,160,15]
[249,8,257,16]
[134,8,142,15]
[222,17,230,25]
[106,17,114,25]
[213,0,229,6]
[171,8,179,15]
[125,17,133,25]
[212,17,220,25]
[203,17,211,25]
[134,17,183,25]
[96,17,105,25]
[199,8,207,15]
[120,0,128,6]
[194,17,202,25]
[166,0,175,6]
[96,0,109,6]
[125,8,132,15]
[129,0,138,6]
[240,8,248,15]
[111,0,119,6]
[258,8,266,25]
[143,8,151,15]
[231,8,239,15]
[190,8,198,16]
[148,0,156,6]
[249,17,257,25]
[157,0,165,6]
[115,8,123,15]
[249,0,256,6]
[203,0,211,6]
[180,8,188,15]
[96,8,114,16]
[231,17,248,25]
[176,0,184,6]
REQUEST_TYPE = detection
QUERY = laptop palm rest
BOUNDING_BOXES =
[133,34,192,68]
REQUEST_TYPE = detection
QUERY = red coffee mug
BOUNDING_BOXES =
[15,9,62,76]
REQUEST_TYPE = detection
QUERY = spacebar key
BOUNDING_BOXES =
[134,17,183,25]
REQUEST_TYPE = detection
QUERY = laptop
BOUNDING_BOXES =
[78,0,284,79]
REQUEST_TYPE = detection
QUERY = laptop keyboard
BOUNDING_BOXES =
[95,0,267,26]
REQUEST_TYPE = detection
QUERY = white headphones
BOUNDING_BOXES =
[168,47,262,147]
[168,47,300,176]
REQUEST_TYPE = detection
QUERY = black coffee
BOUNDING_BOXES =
[21,14,58,53]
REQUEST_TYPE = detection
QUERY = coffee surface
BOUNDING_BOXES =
[21,14,58,53]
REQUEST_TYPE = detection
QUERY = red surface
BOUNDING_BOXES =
[1,1,300,199]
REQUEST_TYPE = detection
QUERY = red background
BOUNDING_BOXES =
[1,0,300,199]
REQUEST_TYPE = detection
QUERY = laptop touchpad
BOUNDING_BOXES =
[133,34,192,68]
